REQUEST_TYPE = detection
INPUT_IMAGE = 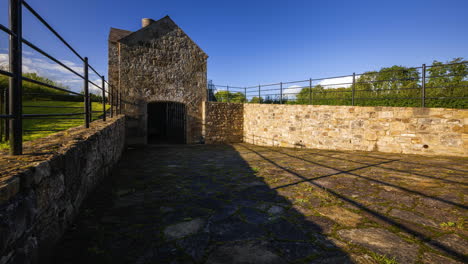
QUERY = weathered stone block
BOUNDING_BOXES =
[364,132,378,141]
[378,111,394,119]
[440,134,463,147]
[204,102,243,144]
[0,116,126,263]
[0,178,20,204]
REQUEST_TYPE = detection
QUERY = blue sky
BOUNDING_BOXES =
[0,0,467,93]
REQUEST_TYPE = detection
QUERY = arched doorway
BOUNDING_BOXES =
[147,102,186,144]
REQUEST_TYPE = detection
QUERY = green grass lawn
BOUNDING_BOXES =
[0,100,109,150]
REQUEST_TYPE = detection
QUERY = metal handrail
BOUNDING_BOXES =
[88,80,103,90]
[0,69,14,77]
[88,64,103,78]
[23,113,86,117]
[22,38,85,79]
[0,0,120,155]
[23,105,83,108]
[0,24,16,36]
[22,76,84,96]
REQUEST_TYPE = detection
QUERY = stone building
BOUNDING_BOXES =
[108,16,208,144]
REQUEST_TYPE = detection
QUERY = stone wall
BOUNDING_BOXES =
[109,17,208,144]
[204,102,243,144]
[243,104,467,156]
[0,116,126,264]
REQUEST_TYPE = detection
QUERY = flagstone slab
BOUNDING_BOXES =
[337,227,419,263]
[51,144,467,264]
[164,218,206,240]
[316,205,364,227]
[206,241,286,264]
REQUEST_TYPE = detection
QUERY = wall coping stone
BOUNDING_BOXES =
[0,115,125,204]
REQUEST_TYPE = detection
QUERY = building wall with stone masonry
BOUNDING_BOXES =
[204,102,243,144]
[243,104,467,156]
[107,42,119,104]
[109,17,208,144]
[0,116,126,264]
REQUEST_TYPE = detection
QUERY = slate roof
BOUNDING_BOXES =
[108,27,133,43]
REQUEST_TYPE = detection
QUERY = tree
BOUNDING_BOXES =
[297,85,335,105]
[263,95,281,104]
[296,87,312,105]
[214,91,246,103]
[0,71,76,101]
[250,96,264,103]
[353,66,420,107]
[426,58,467,108]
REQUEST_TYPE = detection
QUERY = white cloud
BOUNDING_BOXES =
[283,85,302,99]
[22,50,35,56]
[0,52,87,93]
[318,76,359,89]
[89,78,104,94]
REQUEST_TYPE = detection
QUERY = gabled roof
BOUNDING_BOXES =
[108,27,133,43]
[111,16,207,58]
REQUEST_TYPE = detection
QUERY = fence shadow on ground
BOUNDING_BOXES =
[50,144,353,263]
[237,143,467,263]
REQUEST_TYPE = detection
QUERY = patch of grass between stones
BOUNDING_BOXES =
[369,251,399,264]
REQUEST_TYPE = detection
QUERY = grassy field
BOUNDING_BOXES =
[0,100,109,149]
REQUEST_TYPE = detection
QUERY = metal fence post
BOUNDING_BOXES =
[83,57,90,128]
[258,85,261,103]
[244,87,247,103]
[119,88,122,115]
[280,82,283,104]
[110,84,113,118]
[0,88,3,142]
[114,84,117,115]
[9,0,23,155]
[116,87,118,115]
[116,87,120,115]
[309,78,312,105]
[113,84,116,116]
[115,87,118,115]
[89,85,92,123]
[421,64,426,107]
[352,72,356,106]
[227,85,230,102]
[102,76,106,121]
[4,87,9,141]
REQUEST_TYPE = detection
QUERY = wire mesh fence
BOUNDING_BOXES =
[209,60,468,109]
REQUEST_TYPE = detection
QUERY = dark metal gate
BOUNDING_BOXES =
[147,102,186,144]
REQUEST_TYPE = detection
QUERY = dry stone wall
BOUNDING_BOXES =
[0,116,125,264]
[243,104,467,157]
[204,102,243,144]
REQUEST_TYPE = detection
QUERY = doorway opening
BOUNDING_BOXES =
[147,102,186,144]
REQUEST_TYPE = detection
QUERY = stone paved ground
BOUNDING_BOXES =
[51,144,467,264]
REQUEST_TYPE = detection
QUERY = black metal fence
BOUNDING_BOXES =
[0,0,121,155]
[209,61,468,109]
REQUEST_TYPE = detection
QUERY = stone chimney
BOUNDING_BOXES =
[142,18,155,28]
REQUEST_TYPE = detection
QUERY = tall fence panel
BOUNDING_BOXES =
[209,61,468,109]
[0,0,122,155]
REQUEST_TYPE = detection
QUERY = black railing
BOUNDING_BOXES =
[0,0,121,155]
[209,61,467,109]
